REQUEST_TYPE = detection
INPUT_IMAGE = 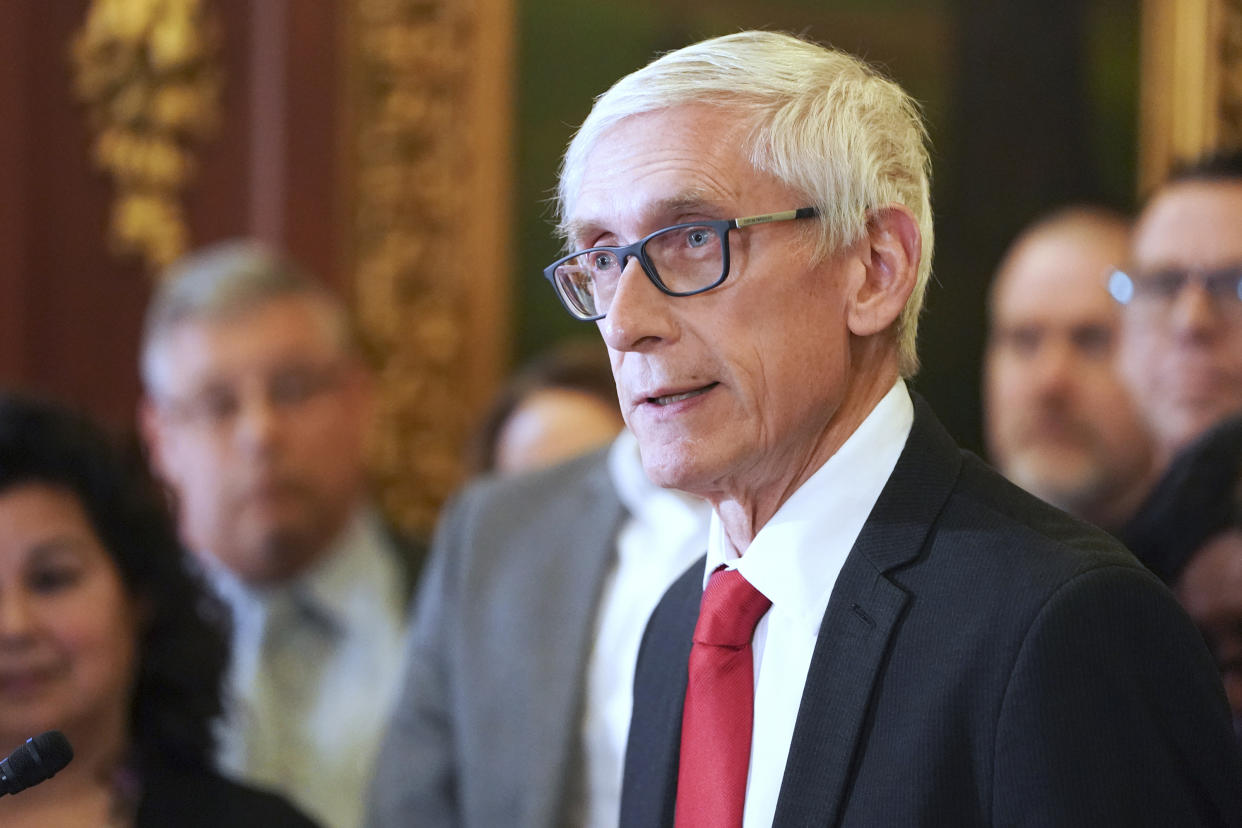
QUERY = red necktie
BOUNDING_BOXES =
[675,566,772,827]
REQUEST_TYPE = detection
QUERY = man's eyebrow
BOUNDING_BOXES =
[565,193,722,246]
[564,218,598,246]
[652,193,718,217]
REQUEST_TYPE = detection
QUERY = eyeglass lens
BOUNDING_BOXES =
[1111,264,1242,308]
[553,223,726,318]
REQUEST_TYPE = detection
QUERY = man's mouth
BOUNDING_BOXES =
[648,383,718,406]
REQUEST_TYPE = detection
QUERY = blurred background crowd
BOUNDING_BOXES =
[1,1,1241,826]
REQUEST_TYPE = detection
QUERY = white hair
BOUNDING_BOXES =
[555,31,933,376]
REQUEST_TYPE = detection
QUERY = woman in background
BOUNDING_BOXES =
[0,391,317,827]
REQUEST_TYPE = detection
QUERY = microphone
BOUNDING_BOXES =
[0,731,74,796]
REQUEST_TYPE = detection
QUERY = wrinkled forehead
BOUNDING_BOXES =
[563,107,768,246]
[994,238,1124,321]
[1133,180,1242,268]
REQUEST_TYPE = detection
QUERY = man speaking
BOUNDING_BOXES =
[543,30,1242,826]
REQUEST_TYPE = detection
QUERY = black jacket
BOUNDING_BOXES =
[137,766,319,828]
[623,395,1242,827]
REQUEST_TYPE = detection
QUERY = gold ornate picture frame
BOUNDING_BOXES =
[1140,0,1242,192]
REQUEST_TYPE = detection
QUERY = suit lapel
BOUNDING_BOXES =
[527,456,628,826]
[773,394,963,825]
[620,556,705,828]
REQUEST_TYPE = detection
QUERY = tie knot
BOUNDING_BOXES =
[693,567,771,648]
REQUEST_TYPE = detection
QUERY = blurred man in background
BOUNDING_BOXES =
[140,240,423,828]
[1115,150,1242,473]
[985,206,1155,532]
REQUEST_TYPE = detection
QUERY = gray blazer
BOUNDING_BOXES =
[365,448,626,828]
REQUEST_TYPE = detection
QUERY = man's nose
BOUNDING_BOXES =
[1169,280,1226,340]
[1027,340,1076,402]
[598,257,678,352]
[233,393,281,451]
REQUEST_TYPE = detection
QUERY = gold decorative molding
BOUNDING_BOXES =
[1222,0,1242,144]
[347,0,513,533]
[1140,0,1242,193]
[71,0,222,273]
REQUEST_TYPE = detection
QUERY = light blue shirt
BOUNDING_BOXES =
[208,507,407,828]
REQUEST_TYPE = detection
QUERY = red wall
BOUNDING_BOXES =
[0,1,346,430]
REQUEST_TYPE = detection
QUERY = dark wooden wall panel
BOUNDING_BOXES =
[0,1,345,429]
[280,0,346,291]
[12,1,148,427]
[183,0,256,252]
[0,1,33,384]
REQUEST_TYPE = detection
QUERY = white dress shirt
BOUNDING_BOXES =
[702,381,914,828]
[209,507,408,828]
[580,430,713,828]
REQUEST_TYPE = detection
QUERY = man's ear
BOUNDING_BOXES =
[847,205,921,337]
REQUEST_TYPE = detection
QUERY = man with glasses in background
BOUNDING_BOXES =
[1111,150,1242,474]
[139,241,424,828]
[1112,151,1242,760]
[542,31,1241,825]
[984,206,1155,533]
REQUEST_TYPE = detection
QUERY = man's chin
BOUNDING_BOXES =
[637,443,710,494]
[1164,399,1242,453]
[221,519,325,583]
[1003,451,1103,510]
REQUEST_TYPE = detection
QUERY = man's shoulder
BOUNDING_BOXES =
[451,446,617,528]
[896,448,1154,625]
[885,394,1142,589]
[948,451,1138,571]
[430,446,622,580]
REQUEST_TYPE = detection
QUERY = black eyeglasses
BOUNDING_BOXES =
[1109,263,1242,318]
[544,207,820,321]
[158,361,348,432]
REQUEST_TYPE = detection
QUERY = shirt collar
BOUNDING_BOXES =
[205,505,401,640]
[704,380,914,633]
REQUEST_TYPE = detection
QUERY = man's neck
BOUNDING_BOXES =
[711,369,901,555]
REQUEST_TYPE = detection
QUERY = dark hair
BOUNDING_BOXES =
[1167,148,1242,186]
[468,340,618,474]
[0,391,229,773]
[1121,414,1242,585]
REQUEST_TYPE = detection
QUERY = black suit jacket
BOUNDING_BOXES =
[137,765,320,827]
[622,396,1242,827]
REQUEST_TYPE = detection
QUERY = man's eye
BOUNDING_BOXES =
[270,371,317,405]
[589,252,616,270]
[190,391,237,423]
[1000,327,1041,356]
[1204,267,1242,299]
[685,228,716,248]
[1144,271,1186,298]
[1070,325,1113,358]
